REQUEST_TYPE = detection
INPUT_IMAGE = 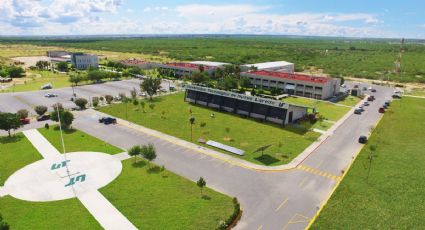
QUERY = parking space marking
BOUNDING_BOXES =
[275,198,289,212]
[282,213,310,230]
[298,176,309,188]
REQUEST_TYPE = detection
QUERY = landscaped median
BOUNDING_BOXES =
[311,97,425,229]
[99,92,321,166]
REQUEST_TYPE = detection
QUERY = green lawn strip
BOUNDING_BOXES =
[99,93,319,166]
[38,126,123,154]
[310,120,333,131]
[1,70,72,93]
[100,159,234,229]
[0,196,101,230]
[0,134,42,185]
[282,96,351,121]
[312,97,425,229]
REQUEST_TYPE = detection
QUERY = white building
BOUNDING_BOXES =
[71,53,99,70]
[242,71,341,100]
[241,61,295,73]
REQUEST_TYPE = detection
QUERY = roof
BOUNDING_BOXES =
[246,70,331,84]
[164,62,216,70]
[189,61,229,67]
[242,61,294,69]
[120,59,149,65]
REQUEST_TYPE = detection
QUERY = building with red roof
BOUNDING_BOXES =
[242,70,340,100]
[154,61,229,77]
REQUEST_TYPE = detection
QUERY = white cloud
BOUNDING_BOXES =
[0,2,397,38]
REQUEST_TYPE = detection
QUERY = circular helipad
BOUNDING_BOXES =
[4,152,122,202]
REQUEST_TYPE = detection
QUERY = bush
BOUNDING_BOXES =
[216,197,241,230]
[44,123,49,129]
[105,95,113,104]
[17,109,29,119]
[200,122,206,128]
[149,103,155,110]
[74,98,88,110]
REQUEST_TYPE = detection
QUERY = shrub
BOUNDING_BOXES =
[216,197,241,230]
[17,109,29,119]
[74,98,88,110]
[200,122,206,128]
[44,123,49,129]
[105,95,113,104]
[149,103,155,110]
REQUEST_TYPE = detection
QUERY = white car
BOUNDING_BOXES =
[44,93,58,98]
[138,92,147,96]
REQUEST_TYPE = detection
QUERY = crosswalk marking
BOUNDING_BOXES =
[298,165,341,181]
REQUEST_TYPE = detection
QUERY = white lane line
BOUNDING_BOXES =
[78,190,137,230]
[23,129,61,159]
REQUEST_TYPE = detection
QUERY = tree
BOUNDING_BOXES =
[6,66,25,78]
[56,62,68,72]
[239,76,251,89]
[49,105,74,129]
[217,76,238,90]
[0,112,22,137]
[105,95,113,104]
[128,145,142,163]
[197,177,206,196]
[74,98,88,110]
[141,143,156,168]
[140,101,146,112]
[130,87,137,100]
[34,105,48,116]
[0,214,10,230]
[191,71,208,84]
[16,109,29,119]
[69,74,84,86]
[140,77,162,100]
[189,116,195,142]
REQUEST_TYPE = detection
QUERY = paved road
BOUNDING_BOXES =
[0,79,175,115]
[0,80,394,229]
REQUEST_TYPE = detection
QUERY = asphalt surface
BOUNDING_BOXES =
[0,80,394,229]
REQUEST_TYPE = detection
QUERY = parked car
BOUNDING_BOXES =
[20,118,30,124]
[41,83,52,90]
[392,94,402,99]
[354,109,363,115]
[36,114,50,121]
[138,92,147,96]
[384,100,391,106]
[379,107,386,113]
[367,96,375,101]
[362,86,368,91]
[44,93,58,98]
[358,135,368,144]
[363,102,370,106]
[99,117,117,125]
[371,89,377,93]
[113,96,122,101]
[382,104,388,109]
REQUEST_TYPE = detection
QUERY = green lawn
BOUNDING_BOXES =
[0,133,101,229]
[1,71,72,93]
[0,134,42,185]
[282,96,353,121]
[101,159,234,230]
[0,197,101,230]
[100,93,320,166]
[312,97,425,229]
[38,126,123,154]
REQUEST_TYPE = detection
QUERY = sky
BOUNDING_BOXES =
[0,0,424,38]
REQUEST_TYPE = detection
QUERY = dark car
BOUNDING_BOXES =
[384,100,391,106]
[359,135,368,144]
[379,107,386,113]
[99,117,117,125]
[37,114,50,121]
[392,94,402,99]
[382,104,388,109]
[367,96,375,101]
[20,118,30,124]
[363,102,370,106]
[371,89,377,93]
[354,109,363,115]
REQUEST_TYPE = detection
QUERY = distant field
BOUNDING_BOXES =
[3,37,425,82]
[312,97,425,229]
[100,93,320,166]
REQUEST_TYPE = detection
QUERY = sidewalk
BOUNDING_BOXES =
[23,129,61,158]
[81,96,365,171]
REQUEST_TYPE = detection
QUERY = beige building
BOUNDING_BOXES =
[242,71,341,100]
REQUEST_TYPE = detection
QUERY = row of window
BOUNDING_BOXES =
[249,77,323,90]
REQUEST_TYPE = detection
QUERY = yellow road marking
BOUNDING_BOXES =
[283,213,310,230]
[257,225,263,230]
[297,165,340,181]
[275,198,289,212]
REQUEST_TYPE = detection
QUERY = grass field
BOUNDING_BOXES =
[0,134,42,185]
[4,37,425,83]
[312,97,425,229]
[38,126,123,154]
[282,96,356,121]
[0,132,101,229]
[100,93,320,166]
[0,71,72,93]
[101,159,234,229]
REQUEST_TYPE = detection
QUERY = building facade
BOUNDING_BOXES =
[184,85,308,125]
[242,71,341,100]
[241,61,295,73]
[154,61,229,77]
[71,53,99,70]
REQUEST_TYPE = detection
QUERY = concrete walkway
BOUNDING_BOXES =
[78,190,137,230]
[81,96,366,172]
[23,129,61,158]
